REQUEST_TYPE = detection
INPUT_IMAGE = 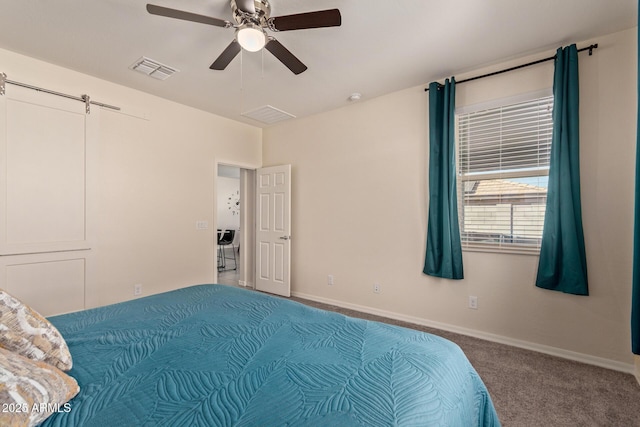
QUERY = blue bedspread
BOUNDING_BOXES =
[44,285,500,426]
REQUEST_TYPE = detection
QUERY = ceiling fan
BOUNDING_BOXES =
[146,0,342,75]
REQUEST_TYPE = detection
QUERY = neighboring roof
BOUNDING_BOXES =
[464,179,546,205]
[467,179,546,195]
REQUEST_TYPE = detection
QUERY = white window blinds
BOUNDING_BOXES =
[457,95,553,253]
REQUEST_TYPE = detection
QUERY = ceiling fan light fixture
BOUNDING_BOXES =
[236,23,266,52]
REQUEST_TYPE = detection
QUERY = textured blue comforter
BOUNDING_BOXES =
[44,285,500,426]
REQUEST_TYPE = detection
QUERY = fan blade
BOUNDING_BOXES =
[146,4,229,27]
[270,9,341,31]
[234,0,255,14]
[265,38,307,75]
[210,40,242,70]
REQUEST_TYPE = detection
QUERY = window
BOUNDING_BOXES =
[456,92,553,253]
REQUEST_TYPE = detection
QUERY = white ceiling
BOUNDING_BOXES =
[0,0,636,127]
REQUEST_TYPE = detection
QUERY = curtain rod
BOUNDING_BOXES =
[424,43,598,92]
[0,72,120,113]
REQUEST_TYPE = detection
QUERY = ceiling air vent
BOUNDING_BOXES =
[130,56,178,80]
[241,105,296,124]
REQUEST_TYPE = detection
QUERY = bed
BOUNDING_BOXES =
[38,284,499,426]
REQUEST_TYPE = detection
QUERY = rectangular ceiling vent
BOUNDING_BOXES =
[241,105,296,124]
[130,56,178,80]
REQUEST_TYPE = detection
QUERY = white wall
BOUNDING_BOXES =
[0,47,262,310]
[263,28,637,371]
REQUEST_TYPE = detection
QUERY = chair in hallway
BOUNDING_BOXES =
[217,229,237,271]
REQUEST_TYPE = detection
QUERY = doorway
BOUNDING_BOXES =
[216,164,255,288]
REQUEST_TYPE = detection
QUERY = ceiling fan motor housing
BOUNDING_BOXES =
[231,0,271,27]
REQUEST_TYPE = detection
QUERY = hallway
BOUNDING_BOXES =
[217,245,241,287]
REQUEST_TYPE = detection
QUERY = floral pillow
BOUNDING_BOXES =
[0,347,79,427]
[0,289,72,371]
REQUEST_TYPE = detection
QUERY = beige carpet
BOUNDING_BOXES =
[291,296,640,427]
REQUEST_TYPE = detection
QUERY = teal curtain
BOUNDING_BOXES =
[424,78,463,280]
[632,1,640,355]
[535,45,588,295]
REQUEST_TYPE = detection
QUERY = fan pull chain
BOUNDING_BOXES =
[239,49,245,113]
[240,49,244,91]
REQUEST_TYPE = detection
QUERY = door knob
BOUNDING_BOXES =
[279,235,291,240]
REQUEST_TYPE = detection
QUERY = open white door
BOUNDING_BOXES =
[255,165,291,297]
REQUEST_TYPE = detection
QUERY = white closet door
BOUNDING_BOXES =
[0,85,96,315]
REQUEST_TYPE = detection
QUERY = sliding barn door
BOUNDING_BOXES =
[255,165,291,297]
[0,85,96,315]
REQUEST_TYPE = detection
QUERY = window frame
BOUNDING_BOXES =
[455,89,553,255]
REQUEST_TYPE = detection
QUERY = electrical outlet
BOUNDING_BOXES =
[373,283,381,294]
[468,296,478,310]
[328,275,334,285]
[134,284,143,296]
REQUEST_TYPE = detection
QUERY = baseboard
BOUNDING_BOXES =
[291,291,636,375]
